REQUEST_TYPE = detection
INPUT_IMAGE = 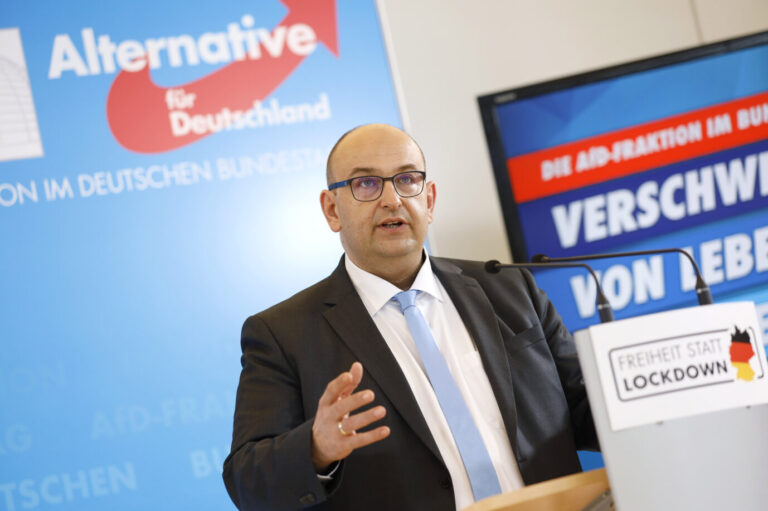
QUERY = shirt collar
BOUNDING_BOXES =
[345,251,444,316]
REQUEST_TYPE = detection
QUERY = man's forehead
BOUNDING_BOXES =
[328,124,424,179]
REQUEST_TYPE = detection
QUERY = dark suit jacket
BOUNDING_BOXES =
[223,256,598,511]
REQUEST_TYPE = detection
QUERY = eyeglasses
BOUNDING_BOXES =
[328,171,426,202]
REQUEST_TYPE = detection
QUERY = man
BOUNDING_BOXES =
[223,124,598,511]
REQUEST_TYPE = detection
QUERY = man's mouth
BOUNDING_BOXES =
[378,218,406,229]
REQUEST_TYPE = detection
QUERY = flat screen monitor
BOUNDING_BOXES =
[479,31,768,336]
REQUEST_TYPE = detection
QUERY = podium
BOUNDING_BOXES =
[574,302,768,510]
[463,468,609,511]
[468,302,768,511]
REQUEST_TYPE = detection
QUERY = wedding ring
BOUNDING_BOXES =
[337,420,352,436]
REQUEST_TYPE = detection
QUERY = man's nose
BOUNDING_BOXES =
[379,180,402,207]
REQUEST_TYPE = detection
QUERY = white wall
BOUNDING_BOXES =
[377,0,768,262]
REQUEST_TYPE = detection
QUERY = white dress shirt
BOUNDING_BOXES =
[345,255,524,510]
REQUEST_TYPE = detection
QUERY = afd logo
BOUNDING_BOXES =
[47,0,338,153]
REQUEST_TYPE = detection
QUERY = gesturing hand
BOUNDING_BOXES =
[311,362,390,471]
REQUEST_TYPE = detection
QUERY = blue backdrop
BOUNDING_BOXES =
[0,2,401,509]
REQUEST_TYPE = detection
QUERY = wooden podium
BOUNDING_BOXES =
[463,469,609,511]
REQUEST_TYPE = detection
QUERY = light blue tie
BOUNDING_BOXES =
[393,290,502,501]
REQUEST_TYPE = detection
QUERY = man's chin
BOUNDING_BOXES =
[372,240,423,260]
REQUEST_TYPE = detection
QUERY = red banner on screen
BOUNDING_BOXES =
[508,90,768,203]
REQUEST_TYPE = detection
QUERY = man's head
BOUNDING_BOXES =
[320,124,436,288]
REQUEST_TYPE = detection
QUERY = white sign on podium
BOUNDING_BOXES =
[585,302,767,431]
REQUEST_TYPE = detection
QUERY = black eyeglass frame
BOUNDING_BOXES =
[327,171,427,202]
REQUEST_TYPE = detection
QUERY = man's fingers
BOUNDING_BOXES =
[319,362,364,406]
[338,362,364,400]
[349,362,363,386]
[333,389,375,418]
[347,426,390,450]
[340,406,386,433]
[318,370,354,407]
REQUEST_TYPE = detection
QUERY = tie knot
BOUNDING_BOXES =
[393,289,419,311]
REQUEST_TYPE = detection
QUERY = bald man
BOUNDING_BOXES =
[223,125,598,511]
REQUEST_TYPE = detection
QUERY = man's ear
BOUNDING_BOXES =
[320,189,342,232]
[426,180,436,224]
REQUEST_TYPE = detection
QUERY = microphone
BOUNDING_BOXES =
[485,260,614,323]
[531,248,713,306]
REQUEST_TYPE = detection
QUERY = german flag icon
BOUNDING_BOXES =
[729,326,756,381]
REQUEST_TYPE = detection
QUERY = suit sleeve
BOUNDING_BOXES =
[222,315,339,510]
[520,269,600,452]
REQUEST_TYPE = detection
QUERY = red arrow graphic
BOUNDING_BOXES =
[106,0,338,153]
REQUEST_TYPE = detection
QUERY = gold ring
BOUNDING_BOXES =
[337,420,352,436]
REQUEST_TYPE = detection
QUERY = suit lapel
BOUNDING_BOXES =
[431,257,520,454]
[321,258,443,463]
